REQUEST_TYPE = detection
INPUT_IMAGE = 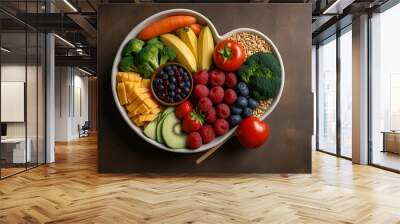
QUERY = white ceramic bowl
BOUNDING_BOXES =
[111,9,285,153]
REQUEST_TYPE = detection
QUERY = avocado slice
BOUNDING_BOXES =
[162,112,187,149]
[156,107,175,143]
[144,118,158,140]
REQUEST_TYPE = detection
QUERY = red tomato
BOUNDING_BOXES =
[236,116,270,149]
[213,39,245,72]
[175,101,193,119]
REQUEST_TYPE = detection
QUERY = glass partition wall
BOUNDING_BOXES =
[0,2,46,179]
[316,26,353,159]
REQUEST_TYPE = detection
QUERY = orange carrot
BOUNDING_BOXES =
[138,15,197,40]
[188,23,203,36]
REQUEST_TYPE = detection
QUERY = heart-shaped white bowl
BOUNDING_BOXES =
[111,8,285,153]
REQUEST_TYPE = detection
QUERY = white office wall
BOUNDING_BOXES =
[54,66,89,141]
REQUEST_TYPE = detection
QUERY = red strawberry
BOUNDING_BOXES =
[182,110,204,133]
[209,86,224,104]
[193,70,209,85]
[186,132,203,149]
[204,107,216,124]
[213,119,230,136]
[209,70,225,86]
[216,104,230,119]
[198,97,213,113]
[225,72,237,88]
[223,89,237,105]
[175,101,193,120]
[199,125,215,144]
[194,84,209,98]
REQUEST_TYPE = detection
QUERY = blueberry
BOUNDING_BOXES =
[160,93,166,98]
[184,87,190,93]
[162,73,168,80]
[237,82,249,96]
[182,72,188,77]
[179,82,185,88]
[169,84,176,90]
[175,88,182,94]
[242,107,253,117]
[230,106,242,115]
[160,70,165,75]
[229,115,242,126]
[175,95,182,101]
[184,80,191,87]
[172,65,177,71]
[157,85,164,91]
[184,75,189,81]
[169,91,175,97]
[167,69,174,76]
[180,93,187,99]
[236,96,248,108]
[248,98,259,109]
[169,76,176,83]
[156,78,162,84]
[163,80,169,86]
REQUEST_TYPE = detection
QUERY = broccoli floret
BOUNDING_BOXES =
[119,55,139,72]
[137,45,159,70]
[237,52,282,100]
[138,63,154,79]
[248,71,281,100]
[122,38,144,56]
[146,37,164,50]
[159,47,176,65]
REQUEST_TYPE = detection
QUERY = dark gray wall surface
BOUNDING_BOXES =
[98,3,312,173]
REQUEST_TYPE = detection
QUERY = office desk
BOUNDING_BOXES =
[382,131,400,154]
[1,138,31,163]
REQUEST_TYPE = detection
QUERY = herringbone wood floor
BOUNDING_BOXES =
[1,135,400,224]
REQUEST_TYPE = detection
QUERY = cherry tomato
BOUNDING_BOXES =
[213,39,245,72]
[236,116,270,149]
[175,101,193,120]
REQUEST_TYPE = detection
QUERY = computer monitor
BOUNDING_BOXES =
[1,123,7,137]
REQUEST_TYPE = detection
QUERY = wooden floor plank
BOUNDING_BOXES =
[1,135,400,223]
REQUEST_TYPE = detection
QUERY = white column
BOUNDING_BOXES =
[352,14,369,164]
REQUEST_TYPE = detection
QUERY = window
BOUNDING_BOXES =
[339,28,352,158]
[370,3,400,171]
[317,35,337,154]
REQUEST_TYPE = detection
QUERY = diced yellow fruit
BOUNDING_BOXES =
[128,72,142,82]
[117,82,128,105]
[150,107,161,114]
[126,98,141,112]
[144,99,158,109]
[141,79,151,88]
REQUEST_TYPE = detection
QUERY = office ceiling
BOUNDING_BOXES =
[0,0,392,73]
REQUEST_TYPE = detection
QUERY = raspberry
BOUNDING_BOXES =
[194,84,209,98]
[198,125,215,144]
[186,132,202,149]
[216,104,230,119]
[209,86,224,104]
[204,107,216,124]
[193,70,209,85]
[213,119,230,136]
[198,97,213,112]
[209,70,225,86]
[223,89,237,105]
[225,72,237,88]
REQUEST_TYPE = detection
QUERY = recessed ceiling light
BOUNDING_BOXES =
[1,47,11,53]
[63,0,78,12]
[54,34,75,48]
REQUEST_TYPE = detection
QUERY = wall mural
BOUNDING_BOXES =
[111,9,284,156]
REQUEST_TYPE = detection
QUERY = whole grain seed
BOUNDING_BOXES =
[228,32,271,58]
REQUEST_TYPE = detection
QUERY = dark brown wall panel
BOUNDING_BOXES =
[98,3,312,173]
